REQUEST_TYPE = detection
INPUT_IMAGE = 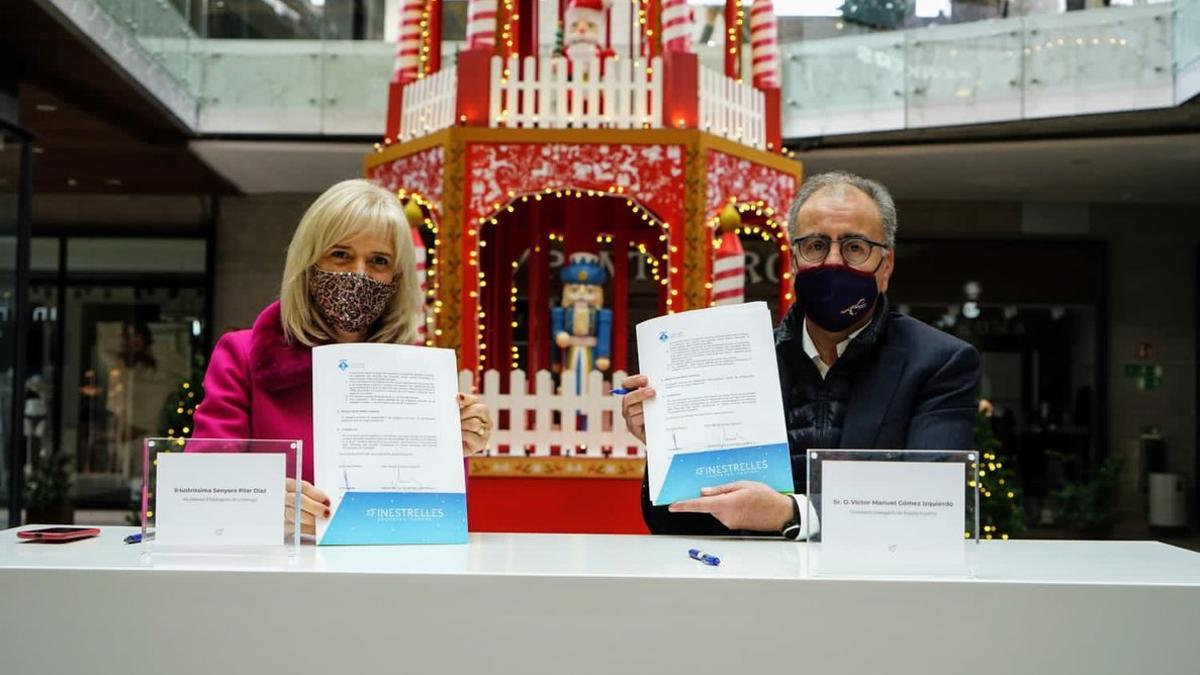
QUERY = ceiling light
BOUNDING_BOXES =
[32,147,45,154]
[105,178,122,186]
[67,178,78,187]
[35,104,58,112]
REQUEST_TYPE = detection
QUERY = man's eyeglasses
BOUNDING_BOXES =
[790,234,888,267]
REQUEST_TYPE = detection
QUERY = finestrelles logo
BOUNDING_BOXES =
[365,507,445,522]
[659,331,669,342]
[841,298,868,317]
[337,359,349,371]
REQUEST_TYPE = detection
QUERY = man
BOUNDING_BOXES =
[621,171,980,537]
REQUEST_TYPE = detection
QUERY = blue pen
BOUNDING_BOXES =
[610,387,631,396]
[124,531,154,544]
[688,548,720,566]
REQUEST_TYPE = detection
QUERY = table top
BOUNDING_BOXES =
[3,526,1200,587]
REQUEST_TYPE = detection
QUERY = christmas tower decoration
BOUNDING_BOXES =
[372,0,799,378]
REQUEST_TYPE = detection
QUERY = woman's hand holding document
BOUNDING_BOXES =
[631,302,795,519]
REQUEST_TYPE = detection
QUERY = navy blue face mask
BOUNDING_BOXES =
[792,264,880,333]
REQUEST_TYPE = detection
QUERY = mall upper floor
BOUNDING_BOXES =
[23,0,1200,138]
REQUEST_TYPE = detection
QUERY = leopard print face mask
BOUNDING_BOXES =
[308,266,399,335]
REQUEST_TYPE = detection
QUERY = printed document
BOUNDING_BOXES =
[312,343,467,545]
[637,302,793,505]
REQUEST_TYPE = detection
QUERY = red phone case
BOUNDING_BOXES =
[17,527,101,542]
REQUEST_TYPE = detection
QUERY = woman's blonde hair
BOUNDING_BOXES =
[280,179,422,346]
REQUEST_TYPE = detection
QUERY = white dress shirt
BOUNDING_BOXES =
[801,318,868,379]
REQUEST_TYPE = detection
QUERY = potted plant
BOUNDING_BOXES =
[23,375,74,524]
[1053,456,1123,538]
[25,445,74,524]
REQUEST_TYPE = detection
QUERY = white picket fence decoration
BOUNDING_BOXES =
[698,65,767,150]
[400,65,458,141]
[488,55,664,130]
[459,368,646,458]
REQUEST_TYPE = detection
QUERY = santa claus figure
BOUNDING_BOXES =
[563,0,613,63]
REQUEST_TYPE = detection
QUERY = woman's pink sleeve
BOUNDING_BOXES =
[191,332,252,444]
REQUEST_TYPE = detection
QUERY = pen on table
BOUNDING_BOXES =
[124,532,154,544]
[688,548,720,566]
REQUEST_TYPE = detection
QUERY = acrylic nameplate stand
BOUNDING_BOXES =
[805,449,980,578]
[141,437,302,565]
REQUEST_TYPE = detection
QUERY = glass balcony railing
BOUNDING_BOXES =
[81,0,1200,137]
[781,1,1193,136]
[94,0,201,94]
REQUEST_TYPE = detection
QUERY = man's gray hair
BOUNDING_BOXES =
[785,171,898,248]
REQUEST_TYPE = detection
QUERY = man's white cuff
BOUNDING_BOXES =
[790,494,820,540]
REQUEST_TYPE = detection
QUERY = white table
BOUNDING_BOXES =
[2,526,1199,675]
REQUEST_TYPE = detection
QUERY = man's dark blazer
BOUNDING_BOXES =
[641,298,981,535]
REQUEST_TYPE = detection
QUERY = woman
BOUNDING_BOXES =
[192,179,492,536]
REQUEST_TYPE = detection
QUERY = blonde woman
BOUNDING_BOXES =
[192,179,492,535]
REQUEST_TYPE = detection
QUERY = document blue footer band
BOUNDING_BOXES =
[655,443,793,505]
[320,491,468,545]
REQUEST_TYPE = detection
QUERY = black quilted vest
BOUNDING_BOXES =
[775,295,889,486]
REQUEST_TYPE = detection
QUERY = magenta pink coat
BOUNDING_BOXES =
[192,301,318,482]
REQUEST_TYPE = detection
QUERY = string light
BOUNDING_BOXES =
[467,186,677,365]
[417,1,431,79]
[397,188,441,345]
[501,0,516,60]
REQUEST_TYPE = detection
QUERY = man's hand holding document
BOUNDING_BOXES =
[635,302,794,507]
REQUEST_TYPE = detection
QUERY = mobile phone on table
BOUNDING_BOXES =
[17,527,101,542]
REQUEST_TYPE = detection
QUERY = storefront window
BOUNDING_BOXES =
[0,123,33,527]
[22,237,208,520]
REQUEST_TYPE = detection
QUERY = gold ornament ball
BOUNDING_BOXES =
[404,199,424,226]
[717,203,741,233]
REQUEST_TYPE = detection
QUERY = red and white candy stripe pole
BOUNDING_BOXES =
[712,202,745,305]
[749,0,779,88]
[660,0,692,52]
[466,0,498,50]
[393,0,425,83]
[712,231,746,305]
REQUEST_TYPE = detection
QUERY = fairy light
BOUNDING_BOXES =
[509,263,522,369]
[417,1,431,78]
[726,0,741,76]
[501,0,516,59]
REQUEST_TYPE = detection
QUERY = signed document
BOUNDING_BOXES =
[312,343,467,545]
[636,302,793,505]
